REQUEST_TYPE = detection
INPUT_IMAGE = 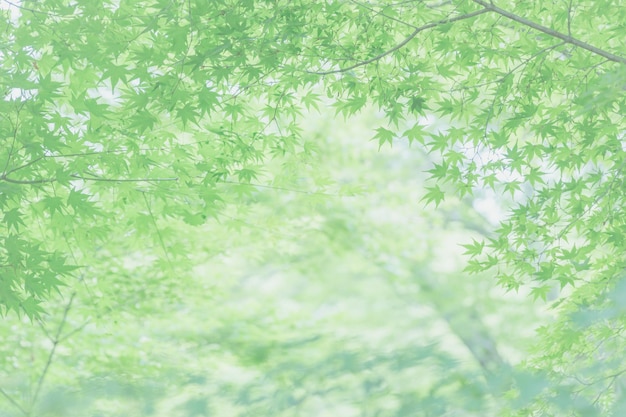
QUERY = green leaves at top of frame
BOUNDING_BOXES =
[0,0,625,333]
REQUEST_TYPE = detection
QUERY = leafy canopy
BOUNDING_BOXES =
[1,0,626,415]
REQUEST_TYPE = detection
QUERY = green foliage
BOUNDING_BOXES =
[1,0,625,416]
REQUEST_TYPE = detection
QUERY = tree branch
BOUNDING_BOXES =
[70,174,178,183]
[0,387,28,416]
[310,8,490,75]
[29,293,75,416]
[472,0,626,65]
[452,41,566,92]
[1,0,60,17]
[4,148,183,177]
[0,173,178,184]
[220,180,340,196]
[566,0,573,36]
[0,175,56,184]
[2,112,21,177]
[349,0,419,29]
[4,156,46,176]
[141,192,173,270]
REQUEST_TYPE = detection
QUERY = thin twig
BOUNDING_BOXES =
[0,173,178,184]
[58,318,92,343]
[4,156,46,176]
[472,0,626,65]
[0,175,56,184]
[1,0,62,17]
[4,150,124,177]
[2,111,20,177]
[141,192,173,269]
[424,0,452,9]
[4,147,195,177]
[309,8,490,75]
[70,174,178,183]
[349,0,419,29]
[0,387,28,416]
[566,0,573,36]
[220,180,340,196]
[29,293,76,415]
[477,42,566,140]
[452,41,566,92]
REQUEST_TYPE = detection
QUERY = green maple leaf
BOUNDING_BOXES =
[403,122,426,145]
[4,234,25,264]
[461,239,485,257]
[336,95,367,117]
[182,211,207,226]
[37,72,64,104]
[373,127,395,149]
[48,252,79,275]
[84,98,111,118]
[3,208,26,232]
[39,270,67,292]
[20,296,46,320]
[24,274,46,296]
[0,285,21,315]
[177,104,200,127]
[530,285,551,302]
[101,63,128,92]
[302,91,321,111]
[129,110,158,133]
[426,162,448,181]
[408,97,429,116]
[198,89,220,115]
[67,189,100,217]
[236,168,258,183]
[421,185,445,207]
[42,196,65,217]
[428,133,449,153]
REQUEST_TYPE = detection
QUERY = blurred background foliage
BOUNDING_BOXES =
[0,108,553,416]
